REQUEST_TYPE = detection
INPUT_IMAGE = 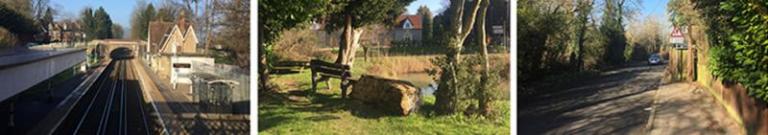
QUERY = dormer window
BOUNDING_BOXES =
[403,19,413,29]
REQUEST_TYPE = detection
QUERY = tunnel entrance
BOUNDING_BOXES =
[109,47,134,60]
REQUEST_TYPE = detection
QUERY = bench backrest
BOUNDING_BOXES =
[272,61,310,67]
[310,59,351,78]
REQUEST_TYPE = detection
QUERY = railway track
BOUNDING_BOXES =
[52,58,155,135]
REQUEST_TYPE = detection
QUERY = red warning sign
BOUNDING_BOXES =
[670,27,684,37]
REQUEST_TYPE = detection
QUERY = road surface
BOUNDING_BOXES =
[519,64,665,134]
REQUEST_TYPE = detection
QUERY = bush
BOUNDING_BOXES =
[429,54,503,115]
[707,1,768,101]
[0,27,17,48]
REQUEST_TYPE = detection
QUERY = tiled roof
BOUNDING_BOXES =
[148,21,175,53]
[395,15,422,29]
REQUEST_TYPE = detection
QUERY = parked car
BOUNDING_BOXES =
[648,53,662,65]
[25,42,37,47]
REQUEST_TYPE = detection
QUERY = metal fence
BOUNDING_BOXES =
[191,62,250,114]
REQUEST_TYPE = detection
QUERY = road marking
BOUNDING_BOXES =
[645,74,663,133]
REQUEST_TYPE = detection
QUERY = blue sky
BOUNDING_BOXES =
[639,0,670,19]
[51,0,155,27]
[405,0,449,16]
[637,0,672,32]
[50,0,672,32]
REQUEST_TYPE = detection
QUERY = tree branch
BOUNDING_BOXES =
[459,0,484,40]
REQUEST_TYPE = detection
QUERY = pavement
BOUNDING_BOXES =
[519,63,742,135]
[647,83,742,135]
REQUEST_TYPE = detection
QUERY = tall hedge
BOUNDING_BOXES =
[703,1,768,101]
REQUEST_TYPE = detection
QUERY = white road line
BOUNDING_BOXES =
[73,61,112,134]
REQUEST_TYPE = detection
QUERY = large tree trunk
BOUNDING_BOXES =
[434,0,485,114]
[476,0,491,117]
[335,15,365,68]
[258,43,269,92]
[575,0,591,71]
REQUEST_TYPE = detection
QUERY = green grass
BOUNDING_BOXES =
[258,92,511,135]
[263,56,511,135]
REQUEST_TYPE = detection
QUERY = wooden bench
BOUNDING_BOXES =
[270,61,310,74]
[310,59,352,99]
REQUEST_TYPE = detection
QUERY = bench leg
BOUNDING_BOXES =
[326,79,332,90]
[311,71,318,94]
[341,77,348,99]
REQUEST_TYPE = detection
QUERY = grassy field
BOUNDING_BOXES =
[260,55,511,135]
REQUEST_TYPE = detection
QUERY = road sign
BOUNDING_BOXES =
[670,27,685,44]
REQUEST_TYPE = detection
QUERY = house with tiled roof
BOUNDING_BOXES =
[392,15,423,42]
[145,12,213,91]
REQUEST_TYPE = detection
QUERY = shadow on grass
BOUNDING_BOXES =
[258,88,435,132]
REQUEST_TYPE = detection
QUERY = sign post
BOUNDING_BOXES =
[670,26,686,80]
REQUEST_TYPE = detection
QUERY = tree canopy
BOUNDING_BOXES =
[80,6,115,40]
[0,2,39,34]
[258,0,329,90]
[131,2,155,40]
[322,0,413,32]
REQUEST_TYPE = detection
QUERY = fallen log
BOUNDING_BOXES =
[350,75,421,116]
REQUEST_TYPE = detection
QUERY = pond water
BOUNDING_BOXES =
[421,82,437,97]
[394,73,437,97]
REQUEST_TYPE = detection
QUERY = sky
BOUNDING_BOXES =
[50,0,672,34]
[52,0,150,27]
[405,0,449,16]
[636,0,672,33]
[51,0,448,27]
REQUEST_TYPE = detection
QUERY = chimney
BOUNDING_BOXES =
[178,10,187,32]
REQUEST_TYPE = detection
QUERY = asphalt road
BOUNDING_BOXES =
[52,58,156,135]
[519,64,666,134]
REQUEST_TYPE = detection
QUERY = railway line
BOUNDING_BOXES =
[52,53,156,134]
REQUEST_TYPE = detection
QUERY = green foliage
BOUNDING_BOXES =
[389,40,443,55]
[0,2,40,34]
[41,7,53,28]
[130,2,155,40]
[322,0,414,31]
[259,0,328,47]
[258,0,330,89]
[80,8,95,40]
[701,1,768,101]
[79,7,115,40]
[418,6,433,46]
[0,28,17,48]
[93,7,113,39]
[517,0,572,82]
[112,24,124,39]
[600,0,629,65]
[429,54,502,114]
[154,5,176,22]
